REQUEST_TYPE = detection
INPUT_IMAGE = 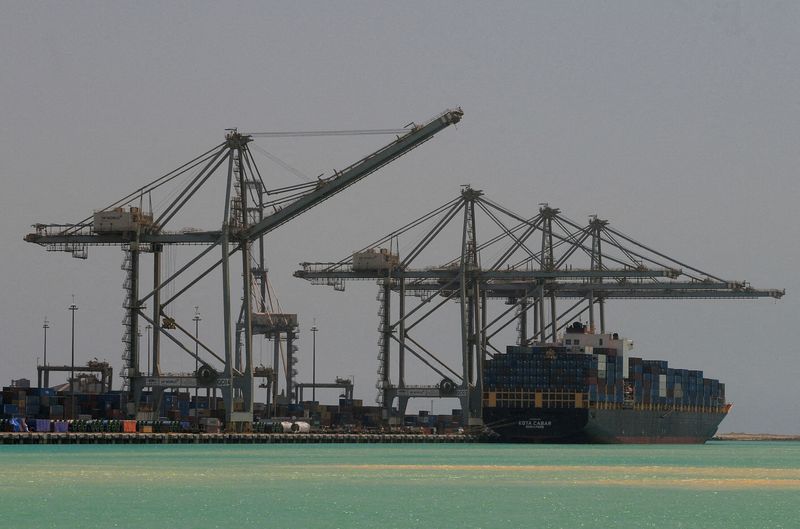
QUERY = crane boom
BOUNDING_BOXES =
[24,108,463,248]
[240,107,463,242]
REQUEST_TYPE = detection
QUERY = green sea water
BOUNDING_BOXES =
[0,441,797,529]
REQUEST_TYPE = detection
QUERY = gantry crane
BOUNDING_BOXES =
[295,186,784,426]
[24,108,464,427]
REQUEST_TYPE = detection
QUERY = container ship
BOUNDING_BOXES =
[483,322,729,443]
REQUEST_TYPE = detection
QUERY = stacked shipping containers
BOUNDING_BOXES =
[484,342,726,411]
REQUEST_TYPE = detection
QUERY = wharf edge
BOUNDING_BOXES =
[0,432,479,445]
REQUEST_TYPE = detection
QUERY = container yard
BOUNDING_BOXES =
[1,380,469,439]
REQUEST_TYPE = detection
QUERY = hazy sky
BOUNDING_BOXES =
[1,2,797,433]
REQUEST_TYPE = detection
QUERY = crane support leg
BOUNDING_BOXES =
[399,277,406,388]
[272,333,280,416]
[125,246,140,402]
[599,298,606,333]
[380,280,392,419]
[397,396,410,416]
[220,153,235,426]
[285,333,294,405]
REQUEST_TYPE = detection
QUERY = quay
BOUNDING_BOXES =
[0,432,479,445]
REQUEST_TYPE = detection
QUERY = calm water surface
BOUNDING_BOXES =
[0,441,797,529]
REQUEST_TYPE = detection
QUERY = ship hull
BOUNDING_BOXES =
[483,406,727,444]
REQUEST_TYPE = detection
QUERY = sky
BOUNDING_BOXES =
[1,1,798,434]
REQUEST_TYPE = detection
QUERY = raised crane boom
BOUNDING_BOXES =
[240,107,463,242]
[24,108,463,248]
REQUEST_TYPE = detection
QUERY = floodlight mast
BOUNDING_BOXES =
[24,108,464,428]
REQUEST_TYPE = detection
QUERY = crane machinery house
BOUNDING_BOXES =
[93,207,154,234]
[352,248,399,271]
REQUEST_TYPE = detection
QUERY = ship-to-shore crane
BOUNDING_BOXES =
[294,186,784,426]
[24,108,464,428]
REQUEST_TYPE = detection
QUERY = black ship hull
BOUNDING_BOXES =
[483,406,727,444]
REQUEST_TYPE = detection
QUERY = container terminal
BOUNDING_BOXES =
[13,107,784,442]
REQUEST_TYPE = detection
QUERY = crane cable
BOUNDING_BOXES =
[246,128,410,138]
[64,144,225,233]
[248,143,312,182]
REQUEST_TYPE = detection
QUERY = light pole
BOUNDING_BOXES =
[310,322,318,403]
[193,306,201,417]
[68,297,78,420]
[145,324,152,375]
[42,317,49,388]
[42,317,49,366]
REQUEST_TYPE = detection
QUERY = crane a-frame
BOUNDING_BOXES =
[24,108,463,428]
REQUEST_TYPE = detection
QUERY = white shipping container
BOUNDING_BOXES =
[659,374,667,398]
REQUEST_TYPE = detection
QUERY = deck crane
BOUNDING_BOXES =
[294,186,783,426]
[24,107,463,427]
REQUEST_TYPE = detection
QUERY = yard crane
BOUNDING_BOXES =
[24,107,464,428]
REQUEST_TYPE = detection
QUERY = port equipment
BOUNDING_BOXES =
[24,108,463,428]
[42,318,49,371]
[251,311,298,414]
[295,186,784,426]
[37,360,113,393]
[294,376,354,403]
